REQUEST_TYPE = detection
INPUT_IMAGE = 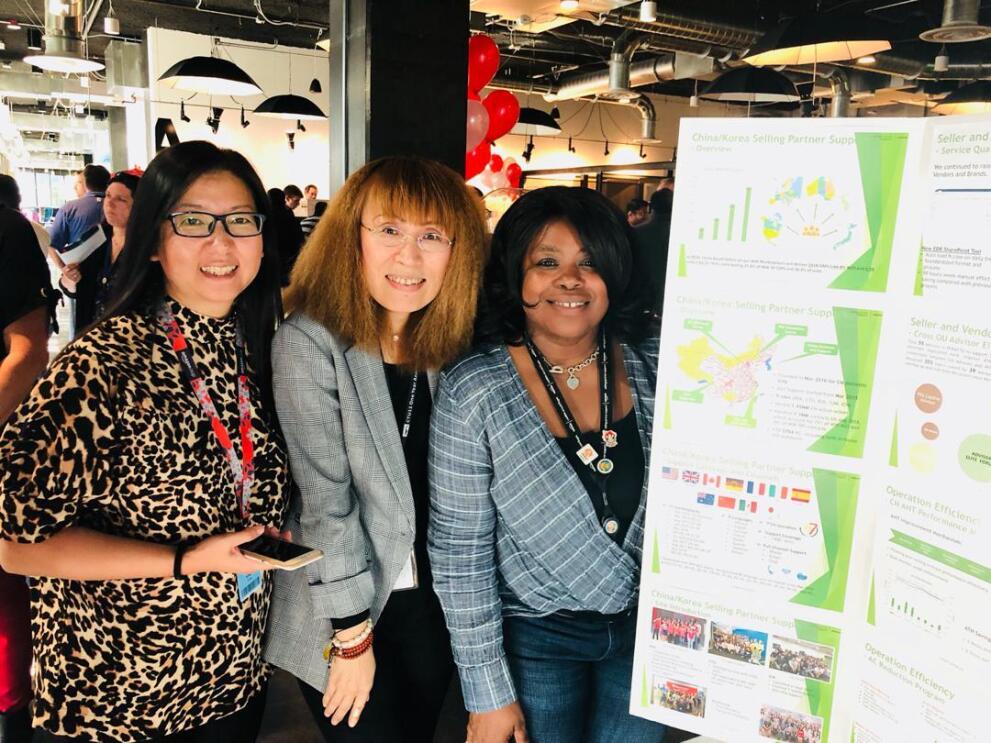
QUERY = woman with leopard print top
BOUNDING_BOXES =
[0,141,291,742]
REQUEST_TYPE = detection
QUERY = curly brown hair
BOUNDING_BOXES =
[284,156,486,370]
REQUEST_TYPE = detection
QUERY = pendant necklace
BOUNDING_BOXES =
[547,347,600,390]
[524,330,621,536]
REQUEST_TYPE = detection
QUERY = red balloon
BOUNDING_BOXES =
[483,90,520,142]
[489,154,504,172]
[468,88,480,101]
[465,141,492,180]
[468,35,500,94]
[505,162,523,188]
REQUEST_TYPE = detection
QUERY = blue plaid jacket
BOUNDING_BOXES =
[428,337,659,713]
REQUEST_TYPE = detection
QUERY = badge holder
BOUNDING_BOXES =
[237,571,262,601]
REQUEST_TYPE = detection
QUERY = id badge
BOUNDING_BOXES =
[237,571,262,602]
[391,551,419,592]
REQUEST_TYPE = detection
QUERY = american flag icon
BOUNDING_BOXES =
[662,467,679,480]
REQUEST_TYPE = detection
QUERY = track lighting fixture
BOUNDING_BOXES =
[286,131,296,150]
[567,136,576,153]
[240,105,250,128]
[522,135,535,162]
[296,119,306,132]
[206,106,223,134]
[603,140,610,156]
[180,100,191,122]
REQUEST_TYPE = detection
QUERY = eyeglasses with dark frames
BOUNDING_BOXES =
[167,211,266,238]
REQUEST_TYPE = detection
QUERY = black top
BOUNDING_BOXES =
[555,407,643,544]
[330,361,434,631]
[60,227,119,334]
[383,362,434,584]
[0,207,52,364]
[632,207,672,315]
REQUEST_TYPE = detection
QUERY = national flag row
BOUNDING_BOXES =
[695,492,759,512]
[661,466,812,503]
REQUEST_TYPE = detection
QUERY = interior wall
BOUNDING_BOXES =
[145,28,330,195]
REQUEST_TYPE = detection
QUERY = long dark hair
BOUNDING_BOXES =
[475,185,652,346]
[102,141,283,408]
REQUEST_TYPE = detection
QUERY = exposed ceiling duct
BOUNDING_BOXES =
[919,0,991,43]
[23,0,105,73]
[601,7,760,50]
[829,70,851,117]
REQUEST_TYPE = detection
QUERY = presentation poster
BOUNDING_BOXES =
[632,116,989,743]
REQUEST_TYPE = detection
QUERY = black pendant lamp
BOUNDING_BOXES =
[743,13,891,66]
[254,94,326,120]
[700,67,800,104]
[159,56,262,96]
[934,80,991,115]
[510,107,562,136]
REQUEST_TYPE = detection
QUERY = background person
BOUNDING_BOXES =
[626,197,648,227]
[48,163,110,253]
[58,170,141,334]
[267,187,305,285]
[304,184,318,201]
[284,184,304,211]
[429,186,664,743]
[264,156,486,743]
[0,173,54,743]
[0,141,290,742]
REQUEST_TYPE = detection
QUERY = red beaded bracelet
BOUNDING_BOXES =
[328,631,374,661]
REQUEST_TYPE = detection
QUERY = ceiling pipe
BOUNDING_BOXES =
[82,0,106,38]
[601,7,760,49]
[828,70,851,117]
[39,0,90,64]
[608,30,648,90]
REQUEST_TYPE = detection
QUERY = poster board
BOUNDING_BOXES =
[631,116,990,743]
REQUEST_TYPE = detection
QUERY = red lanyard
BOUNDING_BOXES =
[157,303,254,520]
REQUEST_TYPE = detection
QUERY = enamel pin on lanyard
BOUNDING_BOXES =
[524,329,621,536]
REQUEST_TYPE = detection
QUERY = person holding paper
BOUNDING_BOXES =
[0,141,290,742]
[47,164,109,254]
[263,156,486,743]
[429,186,664,743]
[59,170,141,334]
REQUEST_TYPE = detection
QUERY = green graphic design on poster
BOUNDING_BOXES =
[634,116,987,743]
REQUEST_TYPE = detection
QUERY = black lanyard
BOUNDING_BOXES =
[400,371,419,450]
[524,330,621,536]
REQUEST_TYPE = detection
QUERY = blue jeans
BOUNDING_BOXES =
[503,609,666,743]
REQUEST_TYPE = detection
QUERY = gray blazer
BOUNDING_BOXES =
[262,311,436,693]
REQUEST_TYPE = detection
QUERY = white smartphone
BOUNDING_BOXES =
[239,534,323,570]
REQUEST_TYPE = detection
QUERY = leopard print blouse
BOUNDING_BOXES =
[0,301,290,741]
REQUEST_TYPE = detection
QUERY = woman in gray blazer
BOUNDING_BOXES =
[264,157,486,742]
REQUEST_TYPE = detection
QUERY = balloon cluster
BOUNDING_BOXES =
[466,34,523,190]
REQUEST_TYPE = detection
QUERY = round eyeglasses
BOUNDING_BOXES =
[360,223,454,252]
[167,211,266,238]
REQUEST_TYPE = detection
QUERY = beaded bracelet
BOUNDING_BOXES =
[324,632,374,663]
[322,619,374,663]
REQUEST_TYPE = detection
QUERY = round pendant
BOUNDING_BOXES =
[596,457,614,474]
[603,516,620,535]
[566,376,580,390]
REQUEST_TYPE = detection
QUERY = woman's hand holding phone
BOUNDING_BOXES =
[183,524,289,575]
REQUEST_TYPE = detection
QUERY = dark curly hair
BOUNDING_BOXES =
[475,185,653,345]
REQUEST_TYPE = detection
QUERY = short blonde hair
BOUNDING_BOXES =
[285,156,486,370]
